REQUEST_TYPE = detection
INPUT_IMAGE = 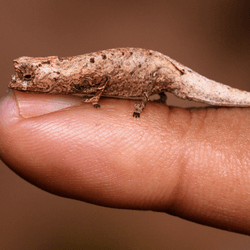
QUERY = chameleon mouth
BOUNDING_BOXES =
[9,73,30,90]
[10,74,17,83]
[8,74,18,89]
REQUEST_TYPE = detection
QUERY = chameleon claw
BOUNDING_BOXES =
[93,104,101,108]
[133,112,140,118]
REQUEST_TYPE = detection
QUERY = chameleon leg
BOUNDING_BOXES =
[133,82,154,117]
[83,77,108,108]
[133,95,148,117]
[83,90,103,108]
[155,92,167,104]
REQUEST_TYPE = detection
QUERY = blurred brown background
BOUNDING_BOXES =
[0,0,250,249]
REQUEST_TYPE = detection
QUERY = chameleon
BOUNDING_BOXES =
[9,47,250,117]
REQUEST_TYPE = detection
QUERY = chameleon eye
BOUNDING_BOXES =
[23,74,32,81]
[24,74,32,80]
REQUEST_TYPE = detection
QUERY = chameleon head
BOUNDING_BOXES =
[8,56,58,92]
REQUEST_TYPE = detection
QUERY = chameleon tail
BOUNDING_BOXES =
[169,69,250,107]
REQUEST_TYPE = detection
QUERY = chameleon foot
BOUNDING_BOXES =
[93,103,100,108]
[133,112,140,118]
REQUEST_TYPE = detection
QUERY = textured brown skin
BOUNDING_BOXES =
[9,47,250,117]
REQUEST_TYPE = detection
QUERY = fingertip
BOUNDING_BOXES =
[0,90,20,125]
[13,90,82,118]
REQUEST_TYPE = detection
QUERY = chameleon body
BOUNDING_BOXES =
[9,48,250,117]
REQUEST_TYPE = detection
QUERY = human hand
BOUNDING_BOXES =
[1,90,250,235]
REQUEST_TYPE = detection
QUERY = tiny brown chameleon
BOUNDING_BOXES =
[9,48,250,117]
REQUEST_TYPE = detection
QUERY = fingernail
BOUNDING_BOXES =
[12,90,82,118]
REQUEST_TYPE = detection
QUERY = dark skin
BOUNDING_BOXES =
[1,90,250,235]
